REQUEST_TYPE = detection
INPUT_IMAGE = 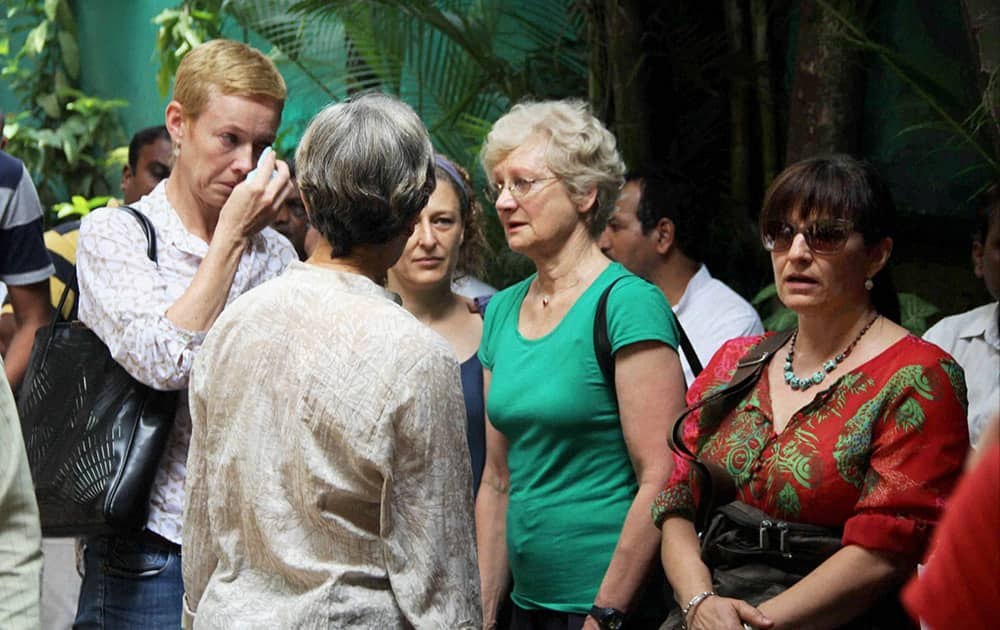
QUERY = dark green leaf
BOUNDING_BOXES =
[57,30,79,79]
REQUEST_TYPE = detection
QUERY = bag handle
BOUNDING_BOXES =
[39,205,158,363]
[667,328,794,531]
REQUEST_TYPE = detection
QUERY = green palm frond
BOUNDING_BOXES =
[227,0,585,170]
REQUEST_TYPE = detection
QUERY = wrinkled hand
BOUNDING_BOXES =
[688,595,773,630]
[216,148,292,241]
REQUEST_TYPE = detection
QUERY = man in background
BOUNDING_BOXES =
[271,160,309,261]
[1,125,171,332]
[599,168,763,384]
[120,125,172,207]
[923,183,999,448]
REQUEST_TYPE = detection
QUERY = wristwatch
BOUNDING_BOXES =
[588,605,626,630]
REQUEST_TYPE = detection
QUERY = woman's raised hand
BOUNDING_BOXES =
[217,147,293,241]
[689,595,773,630]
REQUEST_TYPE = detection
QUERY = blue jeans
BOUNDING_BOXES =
[73,533,182,629]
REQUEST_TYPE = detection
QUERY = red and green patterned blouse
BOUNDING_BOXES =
[652,334,969,557]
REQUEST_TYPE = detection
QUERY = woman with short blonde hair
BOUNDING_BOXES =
[74,39,297,628]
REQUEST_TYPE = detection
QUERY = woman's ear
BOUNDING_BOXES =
[576,187,599,216]
[165,101,186,147]
[867,236,894,278]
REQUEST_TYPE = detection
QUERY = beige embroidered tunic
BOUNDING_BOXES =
[182,261,481,629]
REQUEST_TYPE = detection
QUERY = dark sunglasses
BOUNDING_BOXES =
[761,218,855,254]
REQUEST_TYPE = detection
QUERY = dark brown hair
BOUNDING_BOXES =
[760,155,900,322]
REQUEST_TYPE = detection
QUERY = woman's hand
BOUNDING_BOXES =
[216,148,293,242]
[689,595,773,630]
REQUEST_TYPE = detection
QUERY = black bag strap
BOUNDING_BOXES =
[44,206,158,362]
[594,275,702,384]
[667,328,794,531]
[118,204,159,263]
[594,276,628,384]
[676,319,702,376]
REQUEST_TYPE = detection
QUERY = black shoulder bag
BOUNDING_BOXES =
[17,206,179,536]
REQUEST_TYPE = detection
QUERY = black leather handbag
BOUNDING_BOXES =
[16,205,178,536]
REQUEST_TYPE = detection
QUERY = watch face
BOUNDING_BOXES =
[591,607,625,630]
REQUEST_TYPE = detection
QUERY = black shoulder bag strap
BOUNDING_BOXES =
[45,205,157,365]
[55,205,156,315]
[667,328,794,532]
[117,204,159,263]
[594,276,703,384]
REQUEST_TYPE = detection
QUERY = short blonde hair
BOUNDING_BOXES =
[480,99,625,237]
[173,39,286,119]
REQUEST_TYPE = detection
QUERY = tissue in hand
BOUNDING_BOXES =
[245,146,278,182]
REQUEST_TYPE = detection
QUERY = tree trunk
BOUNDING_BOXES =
[724,0,750,204]
[751,0,778,188]
[785,0,866,162]
[580,0,611,122]
[960,0,1000,161]
[603,0,652,170]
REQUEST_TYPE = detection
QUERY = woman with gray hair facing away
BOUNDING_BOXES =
[181,93,481,629]
[476,99,687,629]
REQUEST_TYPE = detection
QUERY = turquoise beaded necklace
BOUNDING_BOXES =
[783,314,880,391]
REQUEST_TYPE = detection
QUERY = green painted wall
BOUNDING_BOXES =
[75,0,175,137]
[0,1,332,156]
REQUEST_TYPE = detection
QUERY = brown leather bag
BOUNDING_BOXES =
[667,330,792,532]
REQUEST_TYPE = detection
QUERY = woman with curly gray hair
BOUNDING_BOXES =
[476,99,687,629]
[182,93,481,628]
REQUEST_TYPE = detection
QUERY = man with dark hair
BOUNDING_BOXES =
[271,160,309,260]
[599,169,762,384]
[121,125,172,205]
[1,124,173,334]
[924,184,999,448]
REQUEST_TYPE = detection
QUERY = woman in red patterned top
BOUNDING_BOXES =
[654,155,969,630]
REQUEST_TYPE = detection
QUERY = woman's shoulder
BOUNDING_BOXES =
[874,333,963,371]
[601,263,668,308]
[869,334,967,394]
[686,333,771,397]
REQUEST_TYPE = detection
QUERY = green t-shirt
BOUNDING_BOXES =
[478,262,678,613]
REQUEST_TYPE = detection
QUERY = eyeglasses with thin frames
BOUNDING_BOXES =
[761,218,855,254]
[483,176,559,204]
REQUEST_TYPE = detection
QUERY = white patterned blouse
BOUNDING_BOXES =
[76,181,295,544]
